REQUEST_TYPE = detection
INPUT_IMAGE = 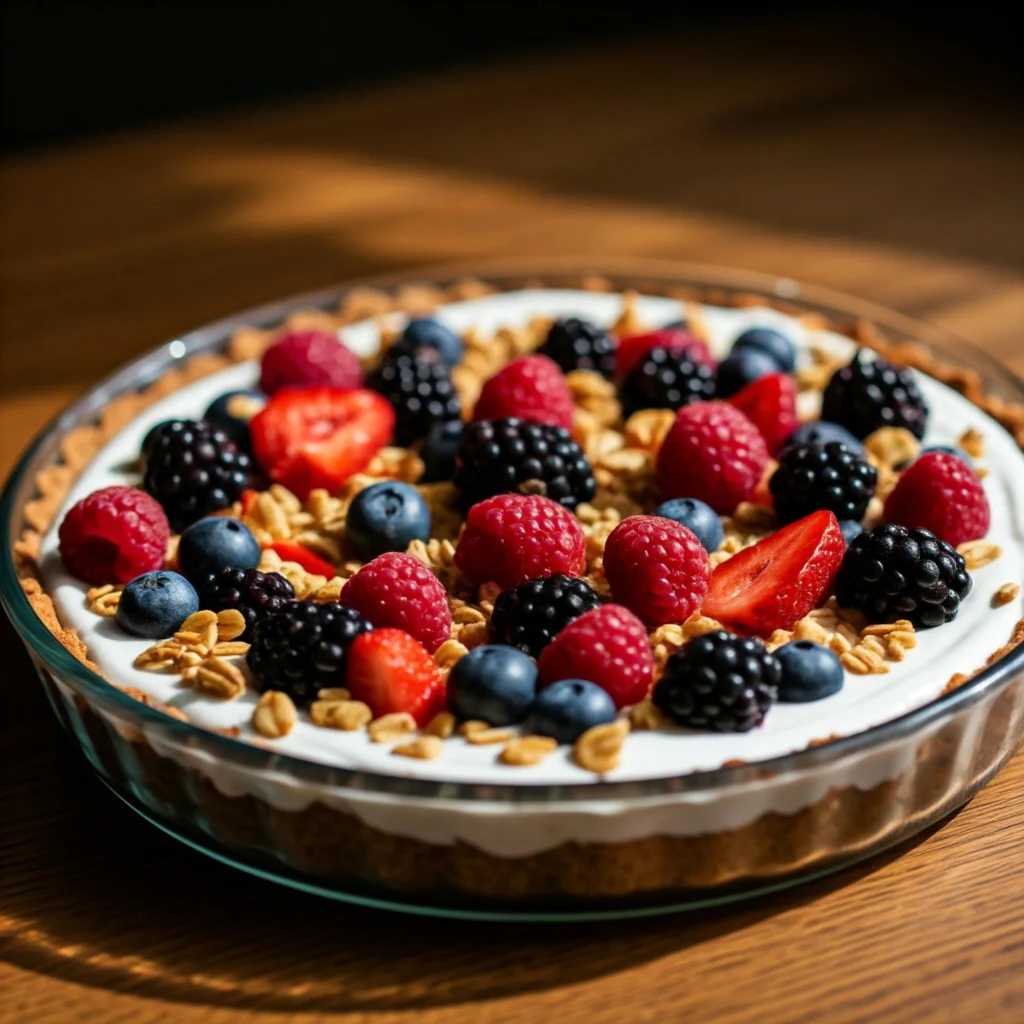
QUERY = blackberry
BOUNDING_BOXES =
[490,574,601,658]
[367,346,461,447]
[619,345,715,418]
[142,419,252,531]
[454,418,596,511]
[538,317,617,379]
[769,441,877,525]
[834,524,972,629]
[196,567,295,641]
[247,601,372,705]
[653,631,781,732]
[821,352,929,440]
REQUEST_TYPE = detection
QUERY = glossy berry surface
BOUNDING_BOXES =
[177,516,261,584]
[770,441,878,526]
[714,347,779,398]
[603,515,711,627]
[203,389,266,449]
[538,316,617,379]
[454,417,595,511]
[366,346,461,447]
[259,328,363,394]
[655,497,724,554]
[619,345,716,418]
[473,354,575,430]
[340,552,452,653]
[393,317,463,365]
[784,420,865,456]
[115,570,199,639]
[490,574,601,658]
[195,566,295,641]
[821,352,929,440]
[448,644,539,725]
[653,631,781,732]
[616,328,713,382]
[732,326,796,373]
[727,372,799,457]
[524,679,618,745]
[247,601,372,705]
[834,523,972,628]
[58,485,169,585]
[419,418,464,482]
[346,481,431,561]
[538,604,653,708]
[142,419,252,531]
[775,640,844,702]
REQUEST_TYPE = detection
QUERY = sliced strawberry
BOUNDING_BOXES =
[727,373,798,456]
[345,628,447,725]
[616,328,713,381]
[249,387,394,498]
[266,540,336,579]
[702,510,844,636]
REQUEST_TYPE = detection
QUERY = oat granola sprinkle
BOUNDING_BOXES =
[393,736,444,760]
[499,735,558,766]
[958,540,1003,570]
[252,690,297,738]
[310,699,372,731]
[573,719,630,774]
[993,583,1021,607]
[367,712,417,743]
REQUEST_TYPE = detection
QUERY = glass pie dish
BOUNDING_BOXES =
[3,259,1023,921]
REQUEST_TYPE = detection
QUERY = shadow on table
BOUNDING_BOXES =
[0,622,955,1014]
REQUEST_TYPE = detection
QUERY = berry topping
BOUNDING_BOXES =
[784,420,865,456]
[619,345,716,418]
[919,443,972,467]
[655,497,724,554]
[835,523,972,628]
[538,604,653,708]
[727,372,799,457]
[345,628,447,725]
[840,519,865,546]
[264,541,337,579]
[259,328,363,395]
[247,601,372,706]
[115,570,200,639]
[454,494,587,589]
[490,574,601,658]
[393,317,463,365]
[769,441,878,526]
[775,640,844,702]
[195,566,295,641]
[714,347,779,398]
[203,389,266,449]
[249,387,394,498]
[142,419,252,531]
[656,401,770,513]
[732,327,796,373]
[448,645,539,725]
[884,451,990,547]
[419,419,464,483]
[366,346,461,448]
[653,631,780,732]
[821,352,929,440]
[703,510,845,636]
[603,515,711,627]
[177,516,261,585]
[454,417,595,511]
[616,328,712,382]
[524,679,617,745]
[473,354,575,430]
[58,485,169,585]
[340,552,452,653]
[346,481,431,561]
[537,316,617,379]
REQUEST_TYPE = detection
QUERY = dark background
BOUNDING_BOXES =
[2,2,1019,155]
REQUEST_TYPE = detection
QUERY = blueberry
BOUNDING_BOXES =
[655,497,724,553]
[116,571,200,638]
[840,519,864,547]
[732,327,796,373]
[394,317,463,365]
[920,444,973,467]
[346,481,431,561]
[420,418,464,482]
[661,318,688,330]
[784,420,865,456]
[775,640,844,702]
[714,347,779,397]
[203,389,266,449]
[448,645,539,725]
[525,679,618,745]
[178,517,261,584]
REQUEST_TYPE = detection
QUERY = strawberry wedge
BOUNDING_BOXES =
[727,372,799,457]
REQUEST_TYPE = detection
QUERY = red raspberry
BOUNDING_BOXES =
[727,373,799,457]
[884,451,991,547]
[58,485,169,585]
[538,605,654,708]
[603,515,711,627]
[473,355,575,430]
[340,552,452,653]
[454,494,586,588]
[656,401,769,513]
[259,329,363,395]
[616,328,714,381]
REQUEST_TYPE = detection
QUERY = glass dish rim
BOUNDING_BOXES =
[3,255,1023,804]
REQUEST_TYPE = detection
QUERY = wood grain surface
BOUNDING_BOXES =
[1,21,1022,1024]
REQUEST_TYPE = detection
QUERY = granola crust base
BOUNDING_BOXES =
[12,274,1024,901]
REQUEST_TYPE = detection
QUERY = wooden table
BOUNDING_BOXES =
[2,24,1022,1024]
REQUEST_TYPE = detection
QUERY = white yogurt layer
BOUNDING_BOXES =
[40,290,1024,801]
